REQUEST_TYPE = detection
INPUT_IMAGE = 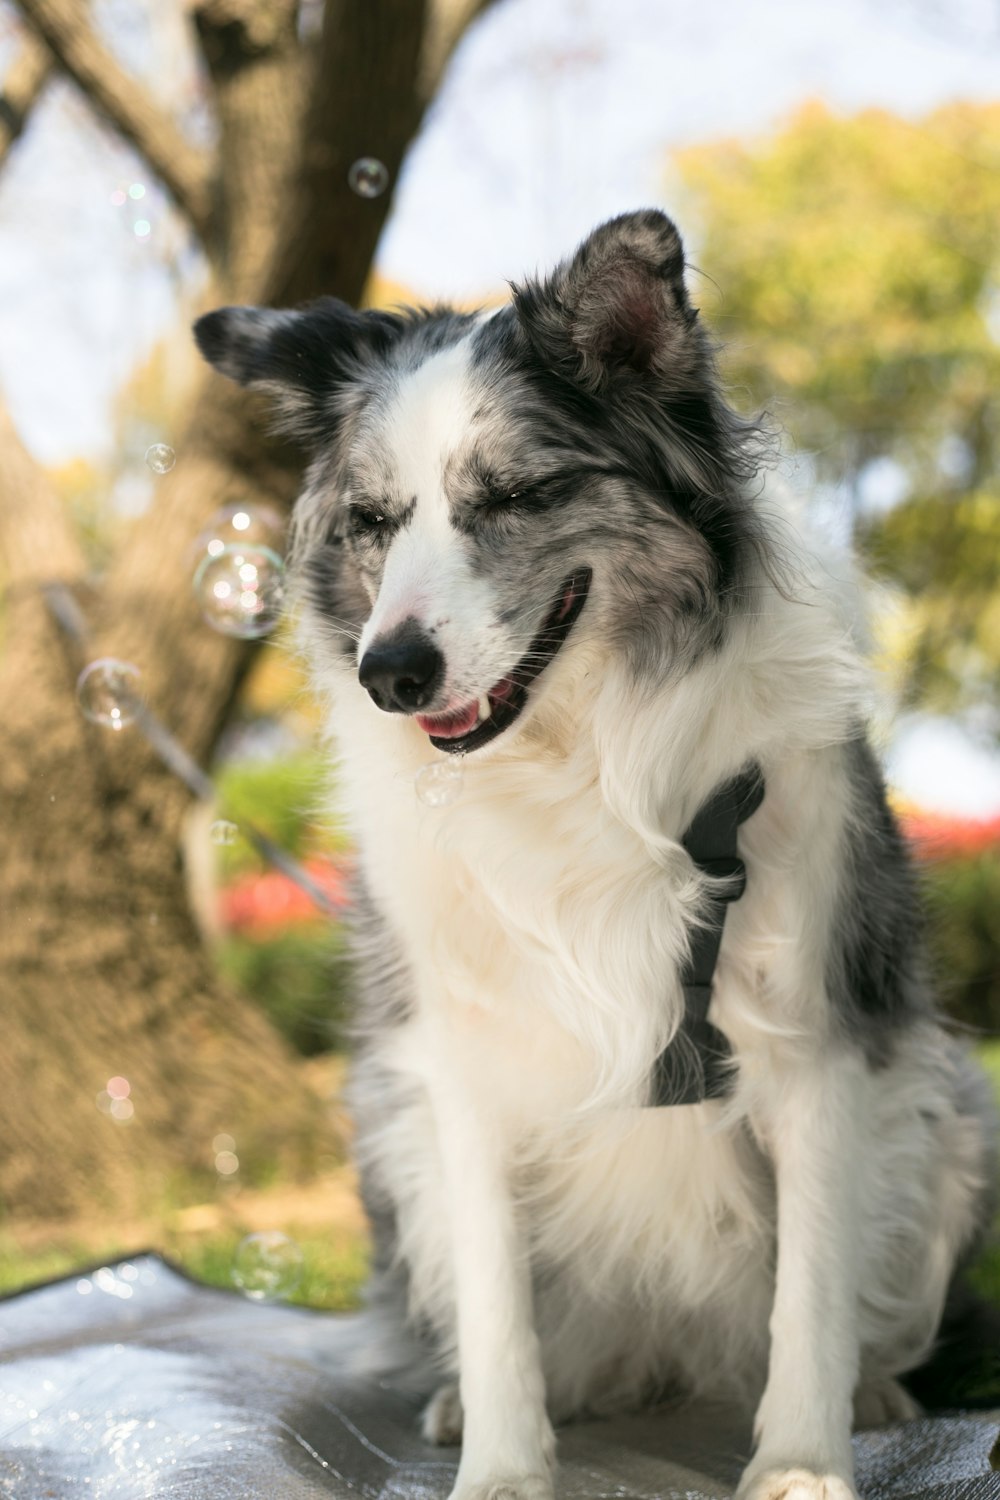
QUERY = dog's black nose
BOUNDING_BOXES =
[358,626,444,713]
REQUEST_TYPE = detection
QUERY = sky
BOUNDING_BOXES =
[0,0,998,814]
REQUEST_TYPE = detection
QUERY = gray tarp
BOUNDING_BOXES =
[1,1255,997,1499]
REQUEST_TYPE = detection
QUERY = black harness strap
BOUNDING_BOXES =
[650,762,765,1107]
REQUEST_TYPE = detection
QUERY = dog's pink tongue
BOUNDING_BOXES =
[416,700,480,739]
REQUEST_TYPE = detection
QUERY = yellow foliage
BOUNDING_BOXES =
[674,100,1000,724]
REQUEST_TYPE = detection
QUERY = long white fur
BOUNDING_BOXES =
[298,333,989,1500]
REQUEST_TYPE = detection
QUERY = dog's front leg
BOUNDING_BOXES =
[739,1049,869,1500]
[428,1034,555,1500]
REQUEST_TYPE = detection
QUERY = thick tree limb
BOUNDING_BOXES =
[266,0,498,309]
[267,0,429,308]
[191,0,304,302]
[0,30,54,163]
[13,0,215,238]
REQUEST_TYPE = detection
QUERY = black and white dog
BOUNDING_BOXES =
[196,211,994,1500]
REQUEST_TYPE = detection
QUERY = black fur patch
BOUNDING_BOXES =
[828,737,932,1061]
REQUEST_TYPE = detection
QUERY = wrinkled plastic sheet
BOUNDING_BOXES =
[1,1254,997,1499]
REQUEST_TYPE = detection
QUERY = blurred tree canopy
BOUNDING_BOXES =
[676,101,1000,729]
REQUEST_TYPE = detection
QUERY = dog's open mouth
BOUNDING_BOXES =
[415,567,592,755]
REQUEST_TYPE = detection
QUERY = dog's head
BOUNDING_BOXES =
[195,210,764,756]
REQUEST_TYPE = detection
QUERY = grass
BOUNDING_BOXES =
[0,1230,368,1311]
[0,1165,370,1312]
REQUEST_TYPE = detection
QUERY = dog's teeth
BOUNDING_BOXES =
[478,693,491,723]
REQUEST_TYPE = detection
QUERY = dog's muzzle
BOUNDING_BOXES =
[358,623,444,713]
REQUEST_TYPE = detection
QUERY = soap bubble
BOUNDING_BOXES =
[232,1232,303,1301]
[193,503,285,562]
[110,188,126,207]
[77,659,143,731]
[134,219,151,239]
[348,157,389,198]
[193,544,285,639]
[415,759,464,807]
[128,183,146,200]
[210,819,238,846]
[145,443,175,474]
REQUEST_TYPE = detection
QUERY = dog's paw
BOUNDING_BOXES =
[736,1466,858,1500]
[422,1382,464,1446]
[447,1475,553,1500]
[853,1376,922,1428]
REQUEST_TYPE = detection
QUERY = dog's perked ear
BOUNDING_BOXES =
[192,298,403,445]
[512,210,699,392]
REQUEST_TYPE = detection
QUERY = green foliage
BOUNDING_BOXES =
[0,1229,368,1312]
[214,750,334,878]
[923,852,1000,1034]
[209,749,352,1057]
[676,101,1000,722]
[217,927,353,1057]
[174,1230,368,1311]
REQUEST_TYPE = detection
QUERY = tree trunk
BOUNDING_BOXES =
[0,0,494,1223]
[0,411,323,1220]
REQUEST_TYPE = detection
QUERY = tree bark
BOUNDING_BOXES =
[15,0,215,236]
[0,31,54,163]
[0,408,323,1219]
[0,0,492,1223]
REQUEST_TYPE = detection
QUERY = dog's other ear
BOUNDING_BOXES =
[512,210,698,391]
[193,298,402,444]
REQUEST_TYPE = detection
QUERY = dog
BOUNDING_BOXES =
[195,209,995,1500]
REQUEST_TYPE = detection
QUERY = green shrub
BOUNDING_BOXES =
[217,926,353,1056]
[923,851,1000,1035]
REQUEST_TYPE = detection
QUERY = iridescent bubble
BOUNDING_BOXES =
[210,819,238,846]
[106,1076,130,1100]
[192,503,285,564]
[128,183,146,200]
[110,188,126,207]
[133,219,151,239]
[348,157,389,198]
[76,659,143,731]
[415,759,464,807]
[110,1098,134,1124]
[232,1232,303,1301]
[193,544,285,639]
[145,443,175,474]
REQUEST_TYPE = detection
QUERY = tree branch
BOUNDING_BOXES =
[191,0,304,302]
[0,30,54,164]
[13,0,215,238]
